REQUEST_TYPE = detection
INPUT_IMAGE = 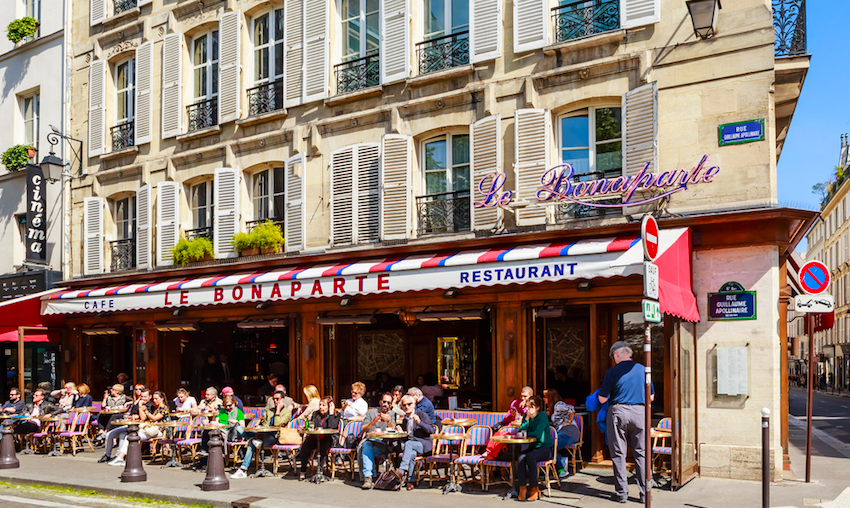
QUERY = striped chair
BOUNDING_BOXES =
[175,415,207,466]
[481,426,517,491]
[535,427,560,497]
[271,418,305,475]
[565,414,585,474]
[452,425,491,490]
[651,417,673,474]
[424,425,466,486]
[329,420,363,480]
[58,411,94,455]
[153,415,191,465]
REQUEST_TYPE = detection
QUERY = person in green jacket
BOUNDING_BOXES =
[515,395,554,501]
[218,394,246,442]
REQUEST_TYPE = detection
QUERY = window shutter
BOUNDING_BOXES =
[380,0,409,84]
[513,0,549,53]
[88,60,106,158]
[470,114,502,230]
[285,0,304,107]
[514,109,550,226]
[622,81,657,177]
[621,0,660,29]
[90,0,105,26]
[136,185,152,270]
[331,147,355,246]
[304,0,328,102]
[357,144,381,244]
[470,0,501,63]
[219,11,241,123]
[161,34,183,139]
[138,0,152,5]
[83,197,104,276]
[134,42,153,145]
[380,134,411,240]
[156,181,179,267]
[284,154,306,253]
[214,167,241,259]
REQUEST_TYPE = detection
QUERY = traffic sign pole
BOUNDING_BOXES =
[806,313,813,483]
[639,215,658,508]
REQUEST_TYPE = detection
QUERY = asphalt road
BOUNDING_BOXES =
[789,386,850,444]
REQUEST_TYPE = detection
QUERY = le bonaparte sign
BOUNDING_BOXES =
[25,164,47,264]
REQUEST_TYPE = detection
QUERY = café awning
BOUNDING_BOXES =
[0,289,64,342]
[44,228,700,322]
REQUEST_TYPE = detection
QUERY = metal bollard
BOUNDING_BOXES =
[0,421,20,469]
[121,423,147,482]
[201,429,229,491]
[762,408,770,508]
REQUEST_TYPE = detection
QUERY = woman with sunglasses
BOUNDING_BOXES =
[218,394,246,442]
[298,396,338,481]
[107,389,168,466]
[294,384,321,421]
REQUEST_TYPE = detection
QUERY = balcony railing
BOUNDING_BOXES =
[247,78,284,117]
[114,0,137,15]
[111,121,134,152]
[246,219,284,232]
[774,0,806,57]
[555,168,623,221]
[552,0,620,44]
[185,226,213,241]
[335,53,380,95]
[417,190,471,236]
[110,238,136,272]
[416,31,469,76]
[187,98,218,132]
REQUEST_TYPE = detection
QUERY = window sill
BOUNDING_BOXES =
[325,85,383,107]
[177,125,221,142]
[236,108,288,128]
[100,145,139,161]
[542,29,626,56]
[408,64,474,87]
[103,7,140,27]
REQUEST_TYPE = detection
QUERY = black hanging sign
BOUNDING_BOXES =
[25,163,47,264]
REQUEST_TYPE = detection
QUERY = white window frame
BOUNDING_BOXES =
[340,0,380,61]
[114,195,136,241]
[190,180,215,230]
[251,8,285,87]
[424,0,469,39]
[191,31,220,104]
[25,0,41,40]
[114,58,135,126]
[22,93,39,158]
[251,167,286,222]
[421,132,470,196]
[557,105,622,177]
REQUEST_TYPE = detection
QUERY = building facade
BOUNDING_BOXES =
[56,0,812,482]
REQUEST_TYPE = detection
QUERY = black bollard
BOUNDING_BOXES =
[121,423,147,482]
[0,422,19,469]
[762,408,770,508]
[201,428,229,491]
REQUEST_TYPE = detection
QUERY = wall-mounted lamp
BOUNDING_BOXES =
[537,306,566,319]
[172,307,186,317]
[686,0,721,40]
[443,288,461,299]
[255,301,272,310]
[576,280,593,291]
[339,295,354,307]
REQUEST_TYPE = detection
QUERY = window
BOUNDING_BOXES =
[559,106,622,179]
[112,59,135,151]
[248,9,285,115]
[115,196,136,240]
[189,31,219,131]
[190,181,214,236]
[423,134,470,195]
[251,167,285,223]
[22,94,39,162]
[418,0,469,74]
[342,0,380,61]
[424,0,468,39]
[25,0,40,41]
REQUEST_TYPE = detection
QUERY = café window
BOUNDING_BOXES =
[251,167,285,223]
[559,107,622,180]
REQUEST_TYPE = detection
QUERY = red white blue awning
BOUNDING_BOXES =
[42,228,699,321]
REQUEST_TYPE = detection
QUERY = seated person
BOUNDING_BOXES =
[220,387,244,412]
[15,389,61,436]
[193,387,224,457]
[108,390,169,466]
[390,385,406,418]
[230,390,292,478]
[420,372,443,403]
[514,396,554,502]
[298,396,339,481]
[395,395,434,490]
[99,388,153,463]
[2,388,25,415]
[340,382,368,421]
[173,388,197,411]
[51,382,79,412]
[74,383,93,408]
[358,392,395,489]
[264,384,295,413]
[218,394,245,442]
[294,385,321,422]
[96,384,127,441]
[406,387,436,427]
[497,386,533,428]
[546,388,580,479]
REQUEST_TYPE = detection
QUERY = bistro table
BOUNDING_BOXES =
[301,428,339,483]
[245,426,280,478]
[430,432,471,494]
[5,415,36,455]
[39,416,65,457]
[491,435,537,500]
[441,418,476,429]
[365,431,407,472]
[154,421,182,468]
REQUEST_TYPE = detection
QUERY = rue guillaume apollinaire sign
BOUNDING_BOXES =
[25,164,47,264]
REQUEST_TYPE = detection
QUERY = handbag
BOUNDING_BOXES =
[373,469,402,491]
[277,427,303,445]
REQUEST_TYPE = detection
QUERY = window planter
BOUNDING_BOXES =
[6,17,39,44]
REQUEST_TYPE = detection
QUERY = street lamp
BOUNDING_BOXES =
[686,0,721,40]
[39,151,64,183]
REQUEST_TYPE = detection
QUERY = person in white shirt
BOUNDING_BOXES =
[173,388,198,411]
[341,382,368,421]
[15,389,61,436]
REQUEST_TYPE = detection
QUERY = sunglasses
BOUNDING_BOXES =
[380,400,391,405]
[401,402,414,407]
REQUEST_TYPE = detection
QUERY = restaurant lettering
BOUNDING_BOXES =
[25,164,47,264]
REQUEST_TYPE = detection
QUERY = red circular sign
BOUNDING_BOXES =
[799,260,831,295]
[641,215,659,261]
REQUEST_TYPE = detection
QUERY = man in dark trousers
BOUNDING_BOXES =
[598,341,654,504]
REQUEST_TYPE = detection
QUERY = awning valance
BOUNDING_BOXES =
[44,228,699,322]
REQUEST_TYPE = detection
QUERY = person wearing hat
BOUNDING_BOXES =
[220,387,244,412]
[598,341,654,504]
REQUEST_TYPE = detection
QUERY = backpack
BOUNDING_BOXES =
[373,469,402,491]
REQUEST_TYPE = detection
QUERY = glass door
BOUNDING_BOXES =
[672,321,698,488]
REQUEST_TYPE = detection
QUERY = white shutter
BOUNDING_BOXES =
[134,42,153,145]
[156,181,179,267]
[514,109,550,226]
[622,82,657,177]
[285,0,304,107]
[304,0,328,102]
[138,0,152,5]
[90,0,105,26]
[218,11,241,123]
[513,0,549,53]
[83,197,104,276]
[357,144,381,244]
[161,33,183,139]
[136,185,152,270]
[380,0,409,84]
[214,168,240,259]
[621,0,660,29]
[470,0,501,63]
[381,134,411,240]
[284,154,306,253]
[331,147,355,246]
[470,115,502,230]
[88,60,105,157]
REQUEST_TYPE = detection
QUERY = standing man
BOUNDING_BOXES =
[2,388,24,414]
[598,341,654,504]
[258,374,278,400]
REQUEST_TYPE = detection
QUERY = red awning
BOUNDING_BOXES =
[655,228,700,322]
[0,289,64,342]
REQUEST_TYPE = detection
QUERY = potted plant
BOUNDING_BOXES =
[1,144,37,172]
[172,237,214,266]
[6,17,39,44]
[232,220,284,257]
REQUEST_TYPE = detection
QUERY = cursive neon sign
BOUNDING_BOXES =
[474,155,719,209]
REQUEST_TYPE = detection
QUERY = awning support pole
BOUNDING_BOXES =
[17,327,24,395]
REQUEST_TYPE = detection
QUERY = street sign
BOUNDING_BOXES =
[641,215,659,261]
[718,119,765,146]
[644,261,659,300]
[643,299,661,323]
[708,281,757,321]
[794,294,835,313]
[798,260,830,295]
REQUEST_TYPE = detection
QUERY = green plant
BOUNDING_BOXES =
[231,220,284,252]
[172,236,214,266]
[1,144,36,172]
[6,17,39,44]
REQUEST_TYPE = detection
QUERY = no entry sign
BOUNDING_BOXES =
[799,260,830,295]
[641,215,659,261]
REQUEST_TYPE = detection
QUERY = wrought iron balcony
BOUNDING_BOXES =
[335,53,380,95]
[185,226,213,241]
[111,121,134,152]
[246,219,284,232]
[247,78,284,117]
[416,190,471,236]
[110,238,136,272]
[114,0,137,15]
[187,98,218,132]
[416,31,469,76]
[552,0,620,44]
[774,0,806,57]
[555,168,623,222]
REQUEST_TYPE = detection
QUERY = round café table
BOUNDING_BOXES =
[365,431,407,473]
[441,418,476,429]
[300,428,339,483]
[430,432,471,493]
[245,426,280,478]
[154,421,182,468]
[38,416,65,457]
[3,415,35,455]
[491,435,537,500]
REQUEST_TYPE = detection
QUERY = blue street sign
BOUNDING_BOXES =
[718,119,765,146]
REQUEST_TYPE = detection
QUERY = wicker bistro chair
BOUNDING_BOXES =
[153,415,191,465]
[175,415,207,466]
[651,417,673,475]
[452,425,492,490]
[58,411,95,455]
[565,414,585,474]
[480,426,517,491]
[227,408,265,467]
[329,420,363,480]
[424,425,466,486]
[271,418,306,475]
[535,427,561,497]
